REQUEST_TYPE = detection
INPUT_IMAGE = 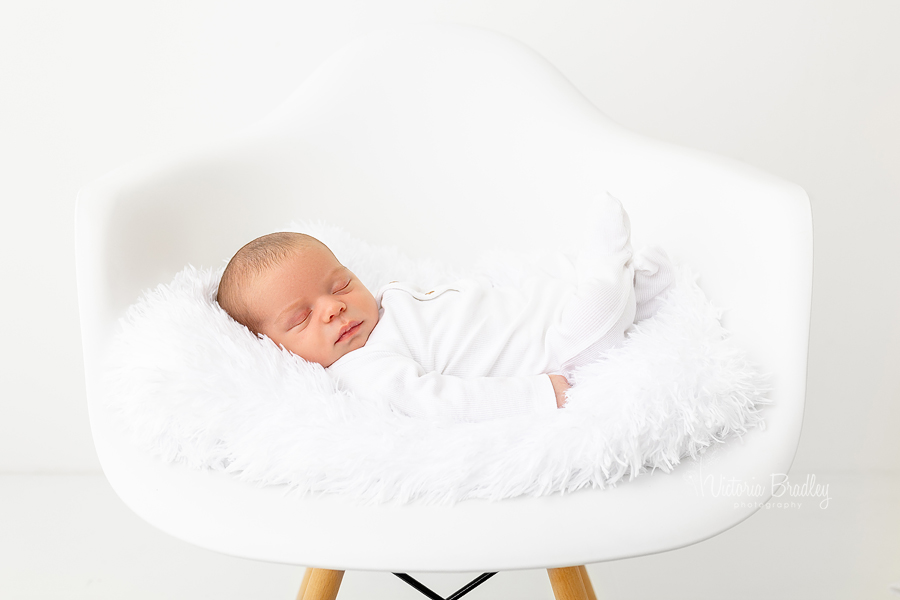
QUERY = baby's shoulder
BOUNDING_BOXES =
[376,278,480,303]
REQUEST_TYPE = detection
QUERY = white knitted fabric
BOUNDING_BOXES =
[104,221,770,505]
[329,192,676,422]
[329,249,675,422]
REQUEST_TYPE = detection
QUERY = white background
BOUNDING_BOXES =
[1,0,898,596]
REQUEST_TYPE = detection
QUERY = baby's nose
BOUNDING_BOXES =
[324,298,345,320]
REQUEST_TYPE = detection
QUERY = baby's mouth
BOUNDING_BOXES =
[336,321,362,344]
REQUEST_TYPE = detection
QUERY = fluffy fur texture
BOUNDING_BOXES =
[105,222,770,505]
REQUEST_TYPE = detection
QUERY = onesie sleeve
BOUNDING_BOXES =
[331,352,559,422]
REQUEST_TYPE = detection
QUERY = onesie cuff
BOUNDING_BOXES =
[534,374,561,414]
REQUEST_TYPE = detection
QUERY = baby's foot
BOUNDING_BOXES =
[633,245,676,322]
[576,191,633,279]
[592,192,631,253]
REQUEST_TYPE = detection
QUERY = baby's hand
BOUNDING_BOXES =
[548,374,571,409]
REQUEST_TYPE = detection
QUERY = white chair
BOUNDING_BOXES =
[75,24,812,599]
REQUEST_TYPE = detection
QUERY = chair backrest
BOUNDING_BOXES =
[75,24,813,570]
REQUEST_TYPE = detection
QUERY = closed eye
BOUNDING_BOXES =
[335,279,351,293]
[288,311,311,330]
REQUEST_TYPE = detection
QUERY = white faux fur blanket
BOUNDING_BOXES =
[105,222,769,505]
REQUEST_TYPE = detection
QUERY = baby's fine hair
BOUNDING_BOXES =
[217,232,331,333]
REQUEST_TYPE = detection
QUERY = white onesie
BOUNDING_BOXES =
[327,195,675,422]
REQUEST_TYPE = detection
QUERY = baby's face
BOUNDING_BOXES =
[250,244,379,367]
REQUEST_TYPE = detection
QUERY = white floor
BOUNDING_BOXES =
[1,470,898,600]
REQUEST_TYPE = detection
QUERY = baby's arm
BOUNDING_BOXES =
[334,352,563,422]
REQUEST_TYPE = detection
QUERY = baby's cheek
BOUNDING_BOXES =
[289,337,313,362]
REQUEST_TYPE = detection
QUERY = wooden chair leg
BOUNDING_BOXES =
[577,565,597,600]
[296,568,313,600]
[547,566,590,600]
[297,568,344,600]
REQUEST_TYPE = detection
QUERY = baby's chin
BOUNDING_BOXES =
[328,321,375,365]
[325,347,357,367]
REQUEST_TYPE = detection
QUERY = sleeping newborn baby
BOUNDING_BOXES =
[216,194,675,422]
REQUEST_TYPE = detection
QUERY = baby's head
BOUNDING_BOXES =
[217,232,379,367]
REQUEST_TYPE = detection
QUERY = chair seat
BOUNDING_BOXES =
[76,24,812,571]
